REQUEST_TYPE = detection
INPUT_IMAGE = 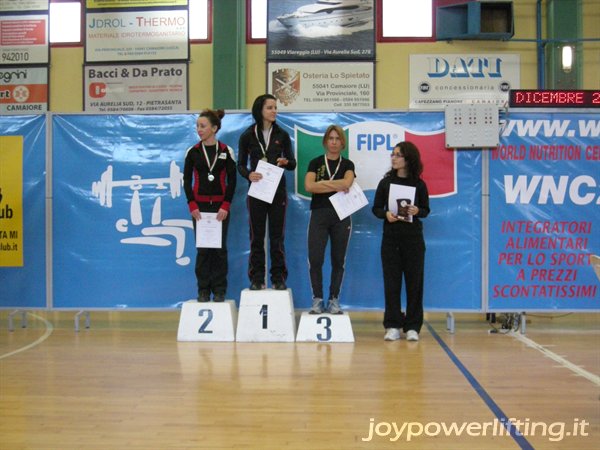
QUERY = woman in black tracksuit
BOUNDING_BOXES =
[183,109,237,302]
[237,94,296,290]
[372,141,430,342]
[304,124,355,315]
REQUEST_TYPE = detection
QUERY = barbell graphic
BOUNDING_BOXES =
[92,161,183,207]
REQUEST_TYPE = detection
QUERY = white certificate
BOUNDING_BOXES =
[329,182,369,220]
[195,213,222,248]
[388,184,416,223]
[247,160,285,204]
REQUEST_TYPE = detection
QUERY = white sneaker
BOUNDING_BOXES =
[406,330,419,341]
[384,328,401,341]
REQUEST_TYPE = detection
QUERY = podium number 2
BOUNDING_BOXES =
[198,309,213,334]
[317,316,332,341]
[259,304,268,329]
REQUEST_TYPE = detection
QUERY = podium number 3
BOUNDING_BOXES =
[259,304,268,329]
[198,309,213,334]
[317,316,332,341]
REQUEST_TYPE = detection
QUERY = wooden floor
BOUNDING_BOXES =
[0,310,598,450]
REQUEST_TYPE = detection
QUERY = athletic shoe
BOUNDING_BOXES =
[250,282,265,290]
[197,291,210,302]
[272,281,287,290]
[406,330,419,341]
[213,292,225,302]
[309,298,324,314]
[327,298,343,315]
[384,328,401,341]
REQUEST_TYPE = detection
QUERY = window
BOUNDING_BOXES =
[49,1,82,44]
[189,0,210,41]
[247,0,266,42]
[379,0,434,41]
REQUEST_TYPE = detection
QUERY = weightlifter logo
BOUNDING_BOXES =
[91,161,191,266]
[272,69,300,106]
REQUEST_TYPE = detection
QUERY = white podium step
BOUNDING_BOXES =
[295,311,355,342]
[236,289,296,342]
[177,300,237,342]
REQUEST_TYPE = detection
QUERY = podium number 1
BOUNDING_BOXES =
[198,309,213,334]
[259,304,268,329]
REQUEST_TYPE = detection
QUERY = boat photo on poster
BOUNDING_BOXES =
[267,0,375,61]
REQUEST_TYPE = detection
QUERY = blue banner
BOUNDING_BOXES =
[489,113,600,311]
[52,112,482,310]
[0,115,46,308]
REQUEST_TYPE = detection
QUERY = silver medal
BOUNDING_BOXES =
[208,173,215,182]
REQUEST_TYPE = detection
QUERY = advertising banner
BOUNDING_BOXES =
[0,66,48,114]
[86,0,187,8]
[0,136,23,267]
[268,61,373,111]
[0,0,48,12]
[84,63,187,112]
[0,14,49,65]
[0,114,46,308]
[52,112,481,310]
[489,113,600,311]
[267,0,375,61]
[85,10,188,62]
[409,54,520,110]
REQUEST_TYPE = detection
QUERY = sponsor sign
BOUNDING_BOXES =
[85,10,189,62]
[267,0,375,61]
[0,66,48,114]
[268,62,374,111]
[0,14,49,64]
[0,136,24,267]
[410,54,520,110]
[0,0,48,12]
[84,63,187,112]
[489,114,600,310]
[86,0,187,8]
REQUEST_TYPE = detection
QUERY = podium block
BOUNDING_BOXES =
[295,311,355,343]
[177,300,237,342]
[236,289,296,342]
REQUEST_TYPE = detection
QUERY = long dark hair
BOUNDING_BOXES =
[251,94,277,129]
[385,141,424,182]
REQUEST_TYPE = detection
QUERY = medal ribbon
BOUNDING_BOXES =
[254,125,273,160]
[201,141,219,177]
[324,155,342,180]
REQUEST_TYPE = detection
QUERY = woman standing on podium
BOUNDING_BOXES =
[372,141,430,341]
[183,109,237,303]
[304,125,356,314]
[238,94,296,290]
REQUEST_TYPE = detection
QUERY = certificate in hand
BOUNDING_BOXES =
[329,182,369,220]
[195,213,223,248]
[388,184,416,223]
[248,160,285,204]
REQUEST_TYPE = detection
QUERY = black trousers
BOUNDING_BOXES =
[381,231,425,332]
[307,208,351,300]
[247,189,288,284]
[195,215,229,295]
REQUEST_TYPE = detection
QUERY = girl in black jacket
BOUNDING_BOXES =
[372,141,430,341]
[237,94,296,290]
